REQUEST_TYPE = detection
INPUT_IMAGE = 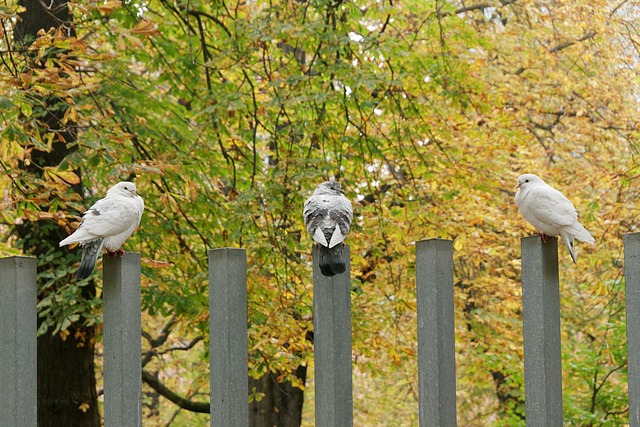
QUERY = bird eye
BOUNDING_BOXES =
[525,180,529,183]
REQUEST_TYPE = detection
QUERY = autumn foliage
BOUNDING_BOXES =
[2,0,640,424]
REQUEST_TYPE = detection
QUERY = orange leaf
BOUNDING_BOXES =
[130,20,161,36]
[99,0,121,13]
[141,258,171,269]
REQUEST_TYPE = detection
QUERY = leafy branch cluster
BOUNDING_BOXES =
[1,0,640,423]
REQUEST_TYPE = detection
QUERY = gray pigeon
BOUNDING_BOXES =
[303,181,353,276]
[60,181,145,279]
[515,173,595,264]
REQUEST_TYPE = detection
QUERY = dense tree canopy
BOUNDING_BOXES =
[2,0,640,424]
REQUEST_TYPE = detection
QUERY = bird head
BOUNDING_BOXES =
[108,181,139,198]
[315,180,344,195]
[515,174,544,189]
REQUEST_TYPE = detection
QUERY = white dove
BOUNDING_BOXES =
[60,181,144,279]
[515,173,594,264]
[303,181,353,277]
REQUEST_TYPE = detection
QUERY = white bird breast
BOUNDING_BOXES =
[91,195,144,251]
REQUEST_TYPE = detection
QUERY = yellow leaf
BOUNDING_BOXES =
[123,33,144,49]
[45,167,80,185]
[453,234,466,251]
[388,347,402,367]
[59,329,70,341]
[117,34,126,51]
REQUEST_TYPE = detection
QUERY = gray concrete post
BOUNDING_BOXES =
[312,244,353,427]
[209,248,249,426]
[0,256,37,427]
[416,239,457,427]
[103,252,142,427]
[625,232,640,426]
[521,236,563,426]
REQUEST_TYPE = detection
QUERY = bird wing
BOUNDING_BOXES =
[328,197,353,248]
[303,196,329,246]
[524,185,577,228]
[60,197,141,245]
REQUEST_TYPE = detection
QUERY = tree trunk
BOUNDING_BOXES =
[249,366,307,427]
[37,319,100,426]
[14,2,101,426]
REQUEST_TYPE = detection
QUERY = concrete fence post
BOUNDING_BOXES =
[313,244,353,427]
[103,252,142,427]
[521,236,563,426]
[625,232,640,426]
[209,248,249,427]
[0,256,37,427]
[415,239,457,427]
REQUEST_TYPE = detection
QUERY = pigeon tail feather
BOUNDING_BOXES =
[318,244,346,277]
[567,222,595,244]
[76,239,104,280]
[328,228,347,248]
[312,227,329,247]
[559,232,578,265]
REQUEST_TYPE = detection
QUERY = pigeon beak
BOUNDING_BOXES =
[515,183,521,189]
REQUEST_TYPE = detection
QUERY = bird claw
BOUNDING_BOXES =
[533,232,549,243]
[106,249,125,257]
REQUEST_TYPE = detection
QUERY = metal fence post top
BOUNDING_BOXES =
[520,235,559,257]
[208,247,246,253]
[415,239,453,254]
[521,235,558,242]
[416,238,453,243]
[104,251,140,260]
[0,255,37,261]
[312,243,351,249]
[624,231,640,241]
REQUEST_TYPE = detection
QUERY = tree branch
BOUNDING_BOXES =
[193,13,212,92]
[439,3,490,17]
[514,31,598,74]
[242,68,259,188]
[142,315,178,367]
[140,315,209,414]
[154,336,204,357]
[437,0,514,17]
[187,10,232,38]
[549,31,597,53]
[142,370,210,413]
[610,0,629,16]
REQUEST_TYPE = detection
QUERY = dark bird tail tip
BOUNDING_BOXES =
[331,263,346,275]
[318,244,346,277]
[319,264,337,277]
[75,264,94,280]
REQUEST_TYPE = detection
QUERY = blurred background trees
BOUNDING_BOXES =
[1,0,639,424]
